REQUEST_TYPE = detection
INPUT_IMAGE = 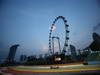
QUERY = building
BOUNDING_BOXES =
[20,55,27,63]
[70,45,77,57]
[70,45,77,62]
[6,44,19,63]
[89,33,100,51]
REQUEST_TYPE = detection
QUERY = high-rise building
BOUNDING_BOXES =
[70,45,77,57]
[20,55,27,62]
[6,44,19,63]
[70,45,77,62]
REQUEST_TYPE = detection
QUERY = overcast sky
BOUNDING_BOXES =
[0,0,100,61]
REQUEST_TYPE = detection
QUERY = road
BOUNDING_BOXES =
[0,64,100,75]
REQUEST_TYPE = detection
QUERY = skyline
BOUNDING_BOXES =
[0,0,100,61]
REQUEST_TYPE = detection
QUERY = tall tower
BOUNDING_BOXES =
[70,45,77,57]
[70,45,77,62]
[6,44,20,63]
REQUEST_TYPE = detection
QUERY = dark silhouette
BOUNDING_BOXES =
[5,44,20,64]
[89,33,100,51]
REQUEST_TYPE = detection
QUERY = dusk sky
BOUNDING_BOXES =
[0,0,100,61]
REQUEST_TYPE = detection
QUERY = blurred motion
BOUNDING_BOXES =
[0,0,100,75]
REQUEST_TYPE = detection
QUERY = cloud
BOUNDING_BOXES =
[40,43,48,53]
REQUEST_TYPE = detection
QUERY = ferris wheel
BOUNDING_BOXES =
[49,16,69,55]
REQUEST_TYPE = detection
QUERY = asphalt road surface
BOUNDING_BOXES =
[12,71,100,75]
[0,64,100,75]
